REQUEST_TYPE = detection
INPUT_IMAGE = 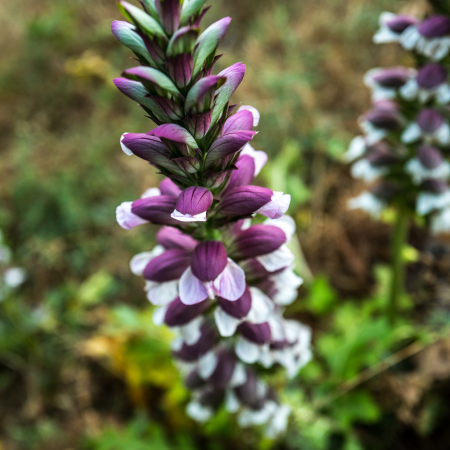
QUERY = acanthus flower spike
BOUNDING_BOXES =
[111,0,311,434]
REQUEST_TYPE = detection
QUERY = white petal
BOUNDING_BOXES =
[401,123,421,143]
[240,143,268,176]
[179,316,203,345]
[152,305,168,326]
[348,192,385,219]
[186,402,213,423]
[272,267,304,291]
[130,246,165,276]
[435,123,450,146]
[225,390,240,413]
[179,267,208,305]
[147,280,179,305]
[116,202,148,230]
[198,350,218,379]
[373,27,401,44]
[237,105,260,127]
[229,363,247,387]
[3,268,26,288]
[140,187,161,199]
[342,136,366,162]
[256,245,295,272]
[360,120,387,145]
[265,404,291,438]
[351,159,387,183]
[171,209,207,222]
[273,288,298,306]
[235,337,261,364]
[170,336,184,351]
[399,25,420,50]
[431,208,450,234]
[120,133,133,155]
[436,83,450,105]
[264,215,296,241]
[399,79,418,100]
[214,307,240,337]
[247,287,274,323]
[405,158,450,185]
[256,191,291,219]
[417,191,450,216]
[213,259,246,301]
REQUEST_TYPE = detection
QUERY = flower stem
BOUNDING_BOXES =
[388,209,409,325]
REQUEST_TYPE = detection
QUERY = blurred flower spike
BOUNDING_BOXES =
[111,0,311,436]
[346,10,450,234]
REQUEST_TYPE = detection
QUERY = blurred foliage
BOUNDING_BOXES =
[2,0,450,449]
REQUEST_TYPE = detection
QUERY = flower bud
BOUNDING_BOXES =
[417,145,443,170]
[157,226,198,250]
[172,186,213,222]
[191,241,228,282]
[417,64,447,90]
[155,0,183,36]
[418,15,450,38]
[143,248,191,281]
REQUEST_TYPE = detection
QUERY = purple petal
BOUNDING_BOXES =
[237,105,260,127]
[372,67,412,88]
[173,324,218,361]
[234,369,263,408]
[417,109,444,133]
[240,144,268,176]
[217,186,273,219]
[223,155,255,194]
[213,260,246,301]
[237,322,271,345]
[210,62,246,128]
[143,248,191,282]
[364,108,401,130]
[417,145,443,169]
[217,285,251,319]
[155,0,182,35]
[131,195,180,225]
[205,130,257,166]
[209,349,236,389]
[164,297,210,327]
[420,179,448,193]
[419,15,450,38]
[116,201,148,229]
[121,133,171,161]
[191,241,228,282]
[417,64,447,90]
[172,186,213,222]
[366,145,398,167]
[385,15,418,34]
[229,225,286,259]
[223,110,254,134]
[157,226,198,250]
[185,76,225,113]
[179,267,209,305]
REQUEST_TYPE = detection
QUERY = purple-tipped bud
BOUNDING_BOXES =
[159,178,182,197]
[123,66,180,98]
[230,225,286,260]
[372,67,412,88]
[419,15,450,38]
[155,0,182,36]
[174,326,218,362]
[217,286,251,319]
[121,133,171,161]
[191,241,228,282]
[111,20,151,63]
[417,109,444,133]
[234,369,264,409]
[143,248,191,281]
[157,226,198,250]
[209,349,236,389]
[149,124,198,156]
[370,182,399,201]
[237,322,271,345]
[386,15,418,34]
[223,110,255,133]
[366,146,398,167]
[217,186,290,220]
[417,64,447,90]
[164,297,210,327]
[223,155,256,194]
[116,202,149,230]
[113,78,159,111]
[210,62,246,129]
[421,179,448,194]
[205,131,257,167]
[186,111,213,140]
[185,76,225,113]
[365,109,401,130]
[172,186,213,222]
[418,145,443,170]
[131,195,180,225]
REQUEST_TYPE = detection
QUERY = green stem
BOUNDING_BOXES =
[388,209,409,325]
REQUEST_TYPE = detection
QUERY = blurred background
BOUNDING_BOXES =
[1,0,450,449]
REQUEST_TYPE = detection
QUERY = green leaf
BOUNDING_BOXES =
[306,276,337,315]
[180,0,206,25]
[119,1,166,39]
[78,270,114,306]
[192,17,231,79]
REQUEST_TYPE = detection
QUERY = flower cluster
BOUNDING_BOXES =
[0,229,26,301]
[111,0,311,435]
[346,10,450,233]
